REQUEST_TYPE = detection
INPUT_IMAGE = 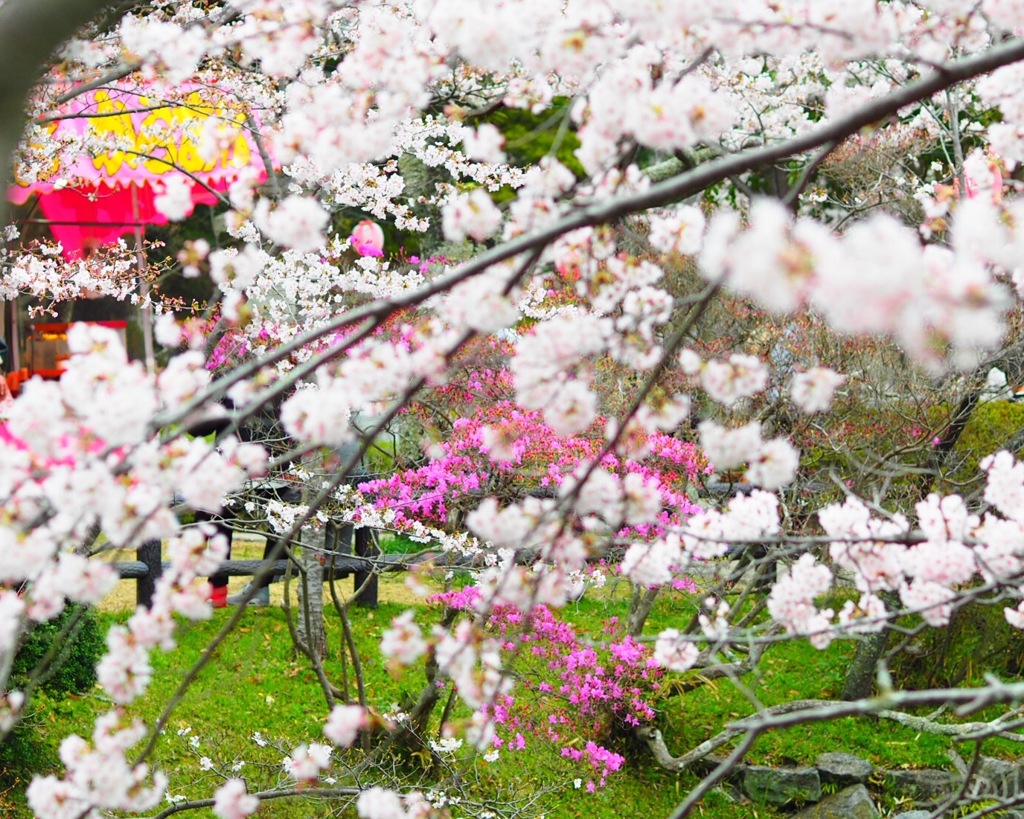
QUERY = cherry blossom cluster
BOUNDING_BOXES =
[357,787,440,819]
[97,523,232,704]
[790,367,846,414]
[696,420,799,490]
[291,116,525,234]
[18,0,1024,815]
[622,490,782,592]
[700,197,1011,373]
[0,238,143,309]
[27,711,166,819]
[0,327,265,810]
[811,461,1024,633]
[767,553,836,649]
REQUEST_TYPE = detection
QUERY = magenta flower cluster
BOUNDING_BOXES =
[359,373,708,538]
[489,604,662,788]
[432,590,663,791]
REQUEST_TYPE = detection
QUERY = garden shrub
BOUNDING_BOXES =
[0,608,104,800]
[11,605,105,697]
[890,600,1024,690]
[0,716,57,792]
[432,588,662,790]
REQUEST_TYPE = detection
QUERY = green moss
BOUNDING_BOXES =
[484,97,585,177]
[949,399,1024,485]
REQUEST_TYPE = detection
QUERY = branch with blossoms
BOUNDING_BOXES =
[0,234,169,313]
[16,5,1024,819]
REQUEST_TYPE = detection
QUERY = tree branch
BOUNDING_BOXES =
[0,0,120,206]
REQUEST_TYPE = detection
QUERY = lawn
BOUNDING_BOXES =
[3,542,1015,818]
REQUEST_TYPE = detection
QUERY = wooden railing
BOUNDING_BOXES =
[115,524,398,609]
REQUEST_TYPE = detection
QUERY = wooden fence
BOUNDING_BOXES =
[115,524,401,609]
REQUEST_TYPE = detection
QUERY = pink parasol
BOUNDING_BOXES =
[9,82,272,258]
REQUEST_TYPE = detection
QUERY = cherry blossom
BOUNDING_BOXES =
[697,420,763,471]
[153,176,196,221]
[745,438,800,490]
[212,779,260,819]
[357,786,406,819]
[462,123,506,163]
[441,189,503,243]
[283,742,332,782]
[653,629,699,672]
[255,195,330,252]
[380,611,428,667]
[790,367,845,414]
[621,535,683,588]
[323,705,367,749]
[648,206,705,257]
[981,450,1024,523]
[767,553,835,649]
[14,1,1024,815]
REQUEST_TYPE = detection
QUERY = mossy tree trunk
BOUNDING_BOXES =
[841,591,899,701]
[841,629,890,701]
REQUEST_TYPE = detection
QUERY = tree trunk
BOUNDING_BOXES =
[627,587,660,637]
[840,590,899,701]
[0,0,121,205]
[297,522,327,659]
[841,628,890,701]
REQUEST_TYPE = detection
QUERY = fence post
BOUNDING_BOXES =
[353,526,379,608]
[136,540,162,608]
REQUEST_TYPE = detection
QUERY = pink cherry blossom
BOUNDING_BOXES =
[442,189,503,243]
[653,628,699,672]
[380,611,428,667]
[153,176,196,222]
[323,705,367,749]
[255,195,329,252]
[213,780,259,819]
[790,367,845,413]
[282,743,332,782]
[357,787,406,819]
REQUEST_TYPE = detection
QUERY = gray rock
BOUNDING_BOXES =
[815,752,873,785]
[972,756,1024,798]
[792,784,879,819]
[884,769,959,804]
[742,765,821,806]
[891,812,932,819]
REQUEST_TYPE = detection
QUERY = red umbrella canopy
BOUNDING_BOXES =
[10,82,272,259]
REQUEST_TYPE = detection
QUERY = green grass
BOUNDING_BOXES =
[5,579,1020,818]
[378,531,437,555]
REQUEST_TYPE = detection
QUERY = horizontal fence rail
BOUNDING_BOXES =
[118,525,397,609]
[112,554,435,581]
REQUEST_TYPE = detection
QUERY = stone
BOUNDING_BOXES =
[893,811,1023,819]
[742,765,821,806]
[884,769,959,804]
[972,756,1024,799]
[815,752,874,785]
[792,784,879,819]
